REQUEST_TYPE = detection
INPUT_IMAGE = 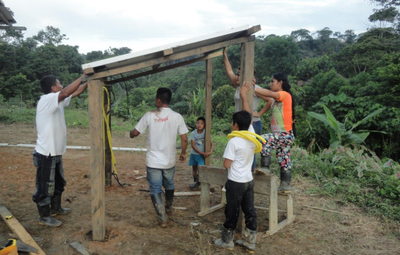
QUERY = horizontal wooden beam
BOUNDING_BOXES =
[163,48,173,56]
[199,166,278,195]
[105,51,222,84]
[89,35,254,81]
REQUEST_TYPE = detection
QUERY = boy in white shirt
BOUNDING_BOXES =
[213,110,258,253]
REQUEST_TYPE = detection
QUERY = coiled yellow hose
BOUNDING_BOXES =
[227,131,266,153]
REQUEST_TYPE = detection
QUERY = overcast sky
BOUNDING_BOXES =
[7,0,377,54]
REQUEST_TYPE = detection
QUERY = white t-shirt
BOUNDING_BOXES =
[223,136,255,183]
[35,92,71,156]
[135,107,188,169]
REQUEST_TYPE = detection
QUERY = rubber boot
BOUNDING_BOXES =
[236,227,257,253]
[150,193,168,228]
[257,154,271,174]
[278,167,292,194]
[165,189,174,215]
[37,204,62,227]
[213,225,234,250]
[50,194,71,216]
[189,175,200,190]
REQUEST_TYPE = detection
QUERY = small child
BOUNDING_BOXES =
[188,117,214,190]
[213,110,258,253]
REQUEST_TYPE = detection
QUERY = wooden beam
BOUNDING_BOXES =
[239,41,254,112]
[0,205,46,255]
[204,58,212,166]
[163,48,173,56]
[199,166,277,194]
[105,51,222,85]
[83,67,95,75]
[89,35,254,80]
[104,85,112,186]
[246,25,261,36]
[88,79,106,241]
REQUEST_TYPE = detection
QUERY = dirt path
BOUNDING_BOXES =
[0,123,399,255]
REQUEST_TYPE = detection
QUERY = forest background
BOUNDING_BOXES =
[1,0,399,227]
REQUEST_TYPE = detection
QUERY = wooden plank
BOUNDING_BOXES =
[240,41,254,112]
[266,216,295,235]
[105,51,222,85]
[0,205,46,255]
[287,194,293,220]
[198,203,225,217]
[174,191,203,196]
[199,166,276,194]
[204,58,212,166]
[254,206,286,213]
[269,175,279,234]
[246,25,261,36]
[83,67,95,75]
[88,80,106,241]
[89,36,254,80]
[104,85,112,186]
[163,48,173,56]
[200,182,211,214]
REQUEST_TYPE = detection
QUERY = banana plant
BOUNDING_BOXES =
[308,104,385,148]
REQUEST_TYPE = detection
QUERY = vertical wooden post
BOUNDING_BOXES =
[204,59,212,166]
[269,176,279,233]
[104,85,112,186]
[237,39,255,235]
[88,79,105,241]
[239,41,255,112]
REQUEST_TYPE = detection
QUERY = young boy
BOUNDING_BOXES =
[213,110,258,253]
[188,117,214,190]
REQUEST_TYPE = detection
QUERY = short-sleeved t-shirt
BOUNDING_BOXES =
[234,85,261,121]
[135,107,188,169]
[189,129,205,155]
[35,92,71,156]
[270,91,293,133]
[223,137,255,183]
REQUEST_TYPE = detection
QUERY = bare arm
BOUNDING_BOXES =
[254,87,281,100]
[224,158,232,170]
[130,129,140,138]
[223,47,238,88]
[179,134,188,162]
[71,82,88,98]
[58,74,87,102]
[253,97,274,117]
[239,81,252,113]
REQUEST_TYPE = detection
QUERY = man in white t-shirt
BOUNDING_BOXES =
[213,110,258,253]
[130,88,188,228]
[33,74,87,227]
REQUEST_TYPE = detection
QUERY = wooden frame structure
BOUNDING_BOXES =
[198,166,294,235]
[83,25,261,241]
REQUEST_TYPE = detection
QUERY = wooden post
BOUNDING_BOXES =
[88,79,106,241]
[239,41,255,112]
[204,59,212,166]
[104,85,112,186]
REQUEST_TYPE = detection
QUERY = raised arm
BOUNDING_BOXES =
[254,87,281,100]
[71,82,88,98]
[58,74,87,102]
[223,47,239,88]
[239,81,252,113]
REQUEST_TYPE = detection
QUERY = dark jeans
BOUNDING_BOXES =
[223,179,257,231]
[32,152,66,206]
[252,120,262,170]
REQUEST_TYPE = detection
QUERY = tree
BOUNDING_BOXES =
[33,26,68,46]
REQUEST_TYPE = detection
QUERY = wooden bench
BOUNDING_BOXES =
[198,166,294,235]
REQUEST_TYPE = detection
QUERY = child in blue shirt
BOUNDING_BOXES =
[188,117,214,190]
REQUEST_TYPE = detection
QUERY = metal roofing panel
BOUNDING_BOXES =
[82,25,253,71]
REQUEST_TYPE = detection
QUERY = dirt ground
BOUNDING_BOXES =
[1,123,399,255]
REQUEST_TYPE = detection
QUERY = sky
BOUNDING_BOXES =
[7,0,378,54]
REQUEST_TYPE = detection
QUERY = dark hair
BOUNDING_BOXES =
[232,110,251,131]
[272,73,296,136]
[156,87,172,105]
[40,75,57,94]
[197,117,205,125]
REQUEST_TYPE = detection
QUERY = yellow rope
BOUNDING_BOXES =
[102,87,118,175]
[227,131,266,153]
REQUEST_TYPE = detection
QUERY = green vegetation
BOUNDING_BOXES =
[1,0,399,223]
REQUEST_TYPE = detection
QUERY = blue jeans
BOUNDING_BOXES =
[32,152,66,206]
[252,120,262,170]
[146,166,175,195]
